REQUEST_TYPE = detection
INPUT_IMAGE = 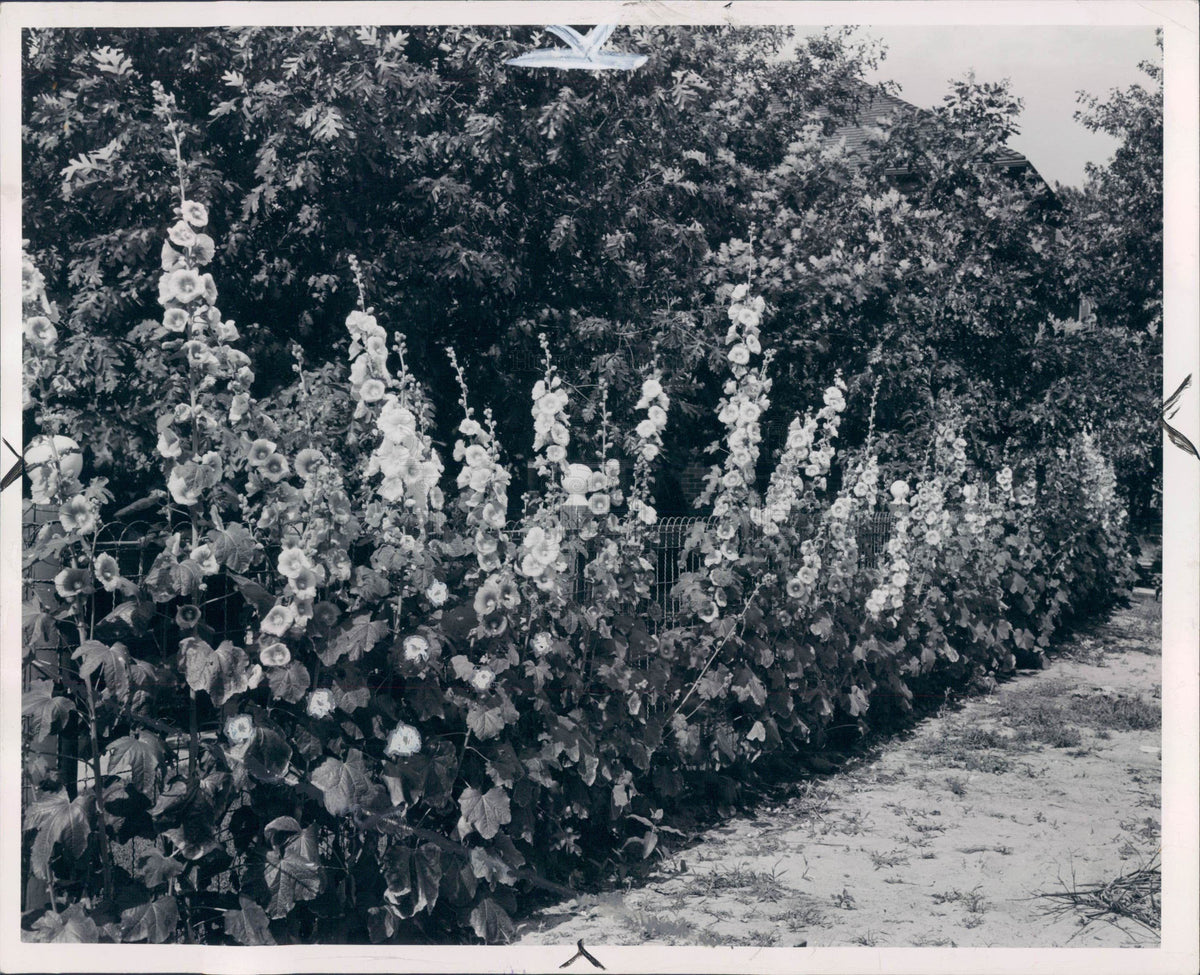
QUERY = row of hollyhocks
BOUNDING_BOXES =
[21,176,1132,944]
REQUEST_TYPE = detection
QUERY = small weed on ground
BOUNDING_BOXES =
[869,849,911,870]
[689,862,791,902]
[619,908,696,943]
[770,900,828,928]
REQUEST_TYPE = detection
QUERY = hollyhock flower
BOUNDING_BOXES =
[925,530,942,546]
[277,547,311,579]
[480,501,504,533]
[175,604,202,629]
[191,544,219,575]
[697,600,720,623]
[307,689,336,719]
[312,601,341,628]
[229,393,250,424]
[473,579,502,617]
[786,577,805,599]
[830,497,851,520]
[291,566,320,600]
[183,340,215,370]
[525,526,560,567]
[224,714,255,744]
[93,553,122,592]
[736,306,761,328]
[55,567,91,599]
[425,580,448,607]
[293,448,326,480]
[247,439,276,466]
[259,642,291,667]
[798,565,819,586]
[192,234,215,265]
[163,308,190,333]
[497,579,521,610]
[345,310,379,333]
[22,258,45,299]
[262,453,289,482]
[823,387,846,412]
[161,240,185,271]
[359,378,386,403]
[261,603,296,637]
[364,334,388,360]
[213,319,239,343]
[470,668,495,693]
[168,220,197,248]
[728,344,751,366]
[168,466,201,506]
[59,495,97,535]
[180,200,209,227]
[24,316,57,349]
[481,613,508,637]
[403,634,430,664]
[589,493,611,516]
[385,722,423,758]
[530,633,553,657]
[637,377,664,407]
[162,268,205,304]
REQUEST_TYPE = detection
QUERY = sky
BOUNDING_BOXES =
[836,27,1161,189]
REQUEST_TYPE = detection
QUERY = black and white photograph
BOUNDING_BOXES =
[1,2,1197,972]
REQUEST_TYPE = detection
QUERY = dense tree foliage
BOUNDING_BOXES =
[21,25,1160,523]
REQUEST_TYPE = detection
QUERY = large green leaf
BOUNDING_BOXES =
[242,727,293,783]
[266,660,310,703]
[22,679,75,741]
[383,842,442,919]
[310,752,371,817]
[26,789,92,880]
[73,639,131,702]
[317,614,389,666]
[207,522,260,573]
[247,825,323,918]
[105,733,164,796]
[457,785,511,841]
[135,847,184,889]
[181,636,252,706]
[469,897,515,944]
[28,903,102,943]
[466,704,507,741]
[120,895,179,943]
[224,894,276,945]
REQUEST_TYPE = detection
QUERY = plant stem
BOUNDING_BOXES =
[80,666,114,903]
[188,689,199,784]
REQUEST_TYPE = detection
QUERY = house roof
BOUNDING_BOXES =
[825,87,1038,179]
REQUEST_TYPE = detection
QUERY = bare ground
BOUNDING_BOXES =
[515,595,1161,948]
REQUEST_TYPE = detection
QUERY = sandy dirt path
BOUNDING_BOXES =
[515,596,1161,948]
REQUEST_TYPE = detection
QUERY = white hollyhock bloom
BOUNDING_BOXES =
[385,722,423,758]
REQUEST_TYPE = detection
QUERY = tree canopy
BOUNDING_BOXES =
[21,25,1161,523]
